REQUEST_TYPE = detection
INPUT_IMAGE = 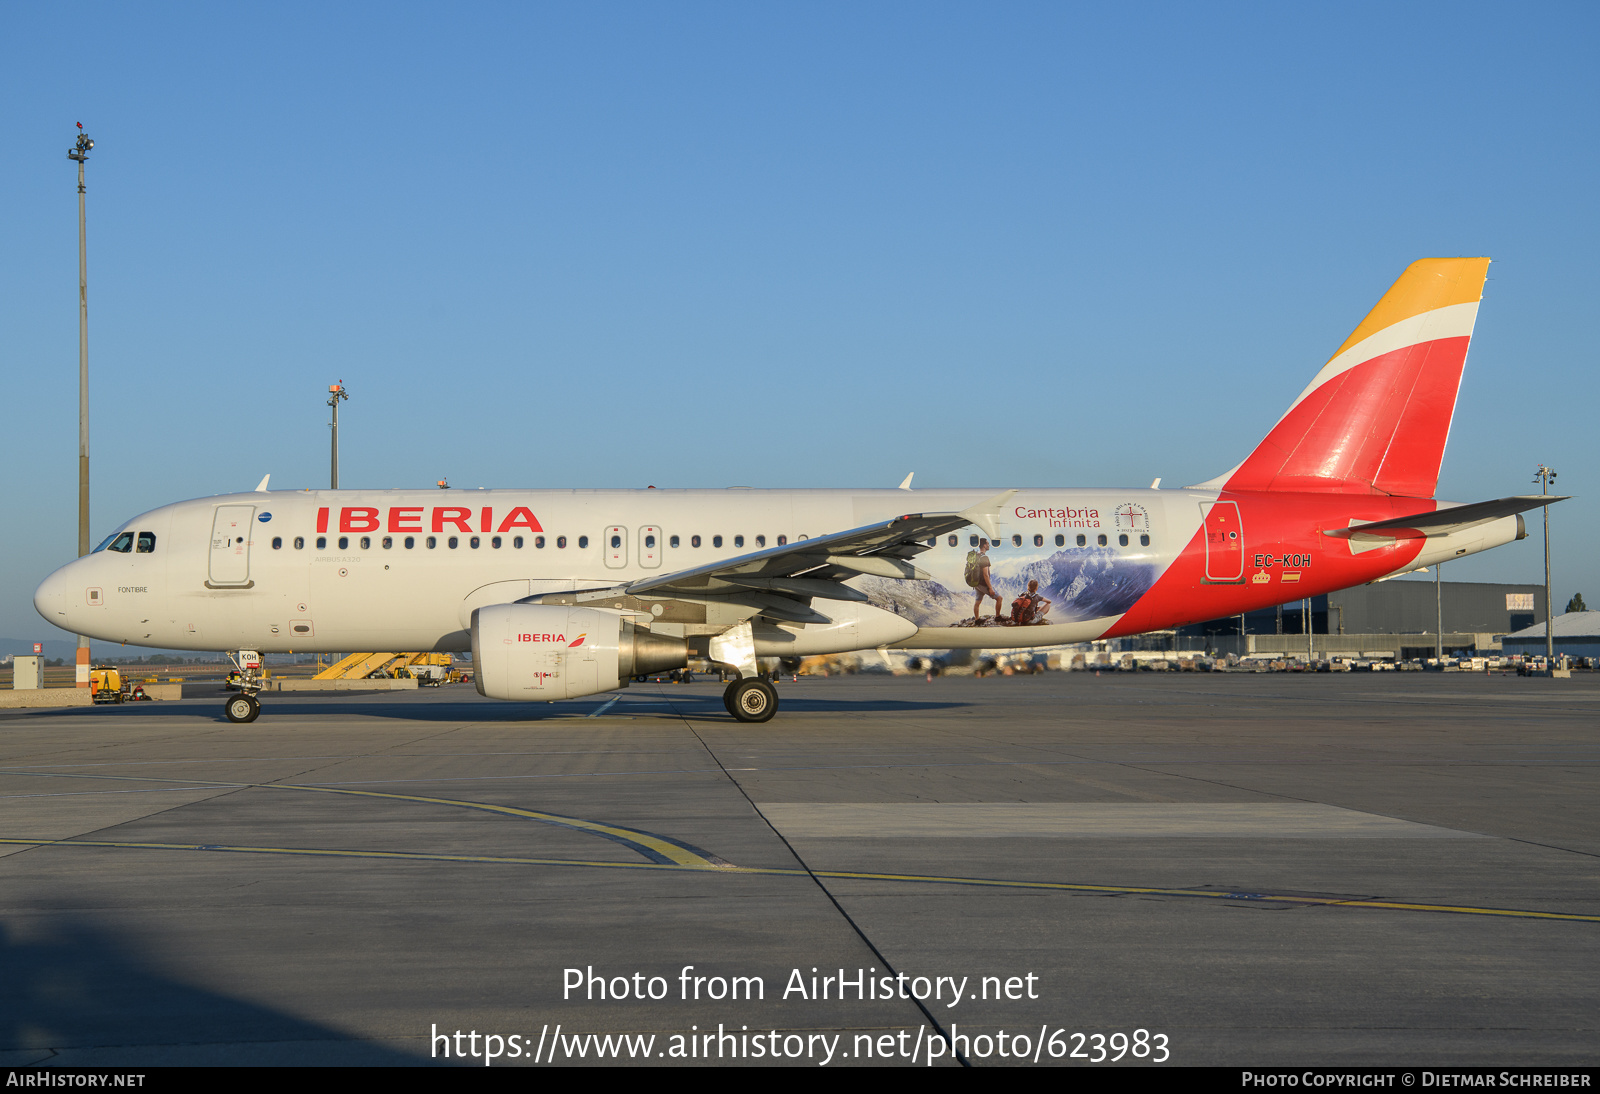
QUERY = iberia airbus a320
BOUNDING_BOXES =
[35,258,1563,723]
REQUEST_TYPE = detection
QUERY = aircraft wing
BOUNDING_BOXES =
[520,490,1016,626]
[1322,495,1568,540]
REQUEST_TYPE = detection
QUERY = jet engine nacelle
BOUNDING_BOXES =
[471,604,687,701]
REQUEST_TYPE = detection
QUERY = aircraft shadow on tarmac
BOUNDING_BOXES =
[198,693,974,722]
[0,919,428,1064]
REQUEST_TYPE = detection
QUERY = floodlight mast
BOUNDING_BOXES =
[328,382,349,489]
[1534,464,1558,663]
[68,125,94,687]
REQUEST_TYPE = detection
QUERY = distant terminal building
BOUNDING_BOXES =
[1164,579,1547,660]
[1501,613,1600,661]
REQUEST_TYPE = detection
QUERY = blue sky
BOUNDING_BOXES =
[3,2,1596,644]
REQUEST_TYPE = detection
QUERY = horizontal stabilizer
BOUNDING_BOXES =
[1322,495,1567,540]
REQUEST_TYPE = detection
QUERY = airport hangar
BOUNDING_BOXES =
[1166,579,1546,660]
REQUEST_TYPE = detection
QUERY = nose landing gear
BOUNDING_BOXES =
[223,650,265,723]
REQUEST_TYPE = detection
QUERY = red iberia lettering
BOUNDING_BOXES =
[481,507,493,533]
[341,507,380,533]
[316,507,329,534]
[432,506,473,533]
[517,633,566,643]
[496,506,544,533]
[388,506,423,533]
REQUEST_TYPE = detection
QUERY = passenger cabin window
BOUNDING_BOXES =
[404,537,414,549]
[109,532,134,553]
[491,536,502,549]
[948,535,958,547]
[1011,534,1022,547]
[1140,534,1150,547]
[1033,534,1043,547]
[535,536,545,548]
[448,537,459,549]
[137,532,156,553]
[557,536,567,549]
[670,535,680,548]
[1055,534,1065,547]
[469,536,480,549]
[970,535,979,547]
[316,536,327,549]
[272,537,282,550]
[426,536,437,549]
[1118,534,1129,547]
[691,535,701,548]
[734,535,744,548]
[578,535,588,548]
[645,534,656,548]
[755,535,765,547]
[1097,534,1108,546]
[777,535,787,546]
[338,536,349,550]
[512,536,522,548]
[611,534,622,549]
[1076,534,1087,547]
[713,535,723,548]
[360,536,371,550]
[382,536,392,549]
[294,537,305,550]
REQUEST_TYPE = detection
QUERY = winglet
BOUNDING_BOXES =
[898,472,914,491]
[959,489,1017,542]
[254,474,271,493]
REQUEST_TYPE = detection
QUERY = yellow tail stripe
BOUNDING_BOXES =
[1330,257,1490,359]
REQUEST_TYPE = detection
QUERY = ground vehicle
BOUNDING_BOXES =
[88,666,123,703]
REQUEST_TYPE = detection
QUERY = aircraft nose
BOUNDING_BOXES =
[34,565,78,631]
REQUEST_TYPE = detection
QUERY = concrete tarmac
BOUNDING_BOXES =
[0,672,1596,1067]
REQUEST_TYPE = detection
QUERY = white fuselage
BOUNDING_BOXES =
[35,487,1199,655]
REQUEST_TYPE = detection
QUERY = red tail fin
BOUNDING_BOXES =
[1215,258,1490,498]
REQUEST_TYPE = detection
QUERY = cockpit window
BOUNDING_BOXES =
[136,532,156,553]
[108,532,134,553]
[93,532,118,553]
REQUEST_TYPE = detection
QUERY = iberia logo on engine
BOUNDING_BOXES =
[518,633,566,643]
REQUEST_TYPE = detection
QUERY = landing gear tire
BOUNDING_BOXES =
[726,678,778,723]
[225,694,260,724]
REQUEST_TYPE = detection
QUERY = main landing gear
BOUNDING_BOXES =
[223,650,264,723]
[723,676,778,723]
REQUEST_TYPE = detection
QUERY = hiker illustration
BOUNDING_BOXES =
[1009,578,1052,625]
[964,538,1004,622]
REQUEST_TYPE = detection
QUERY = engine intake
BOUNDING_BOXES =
[472,603,687,701]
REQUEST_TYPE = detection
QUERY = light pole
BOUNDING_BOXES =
[1435,562,1443,660]
[1534,464,1558,663]
[68,124,94,688]
[328,382,348,489]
